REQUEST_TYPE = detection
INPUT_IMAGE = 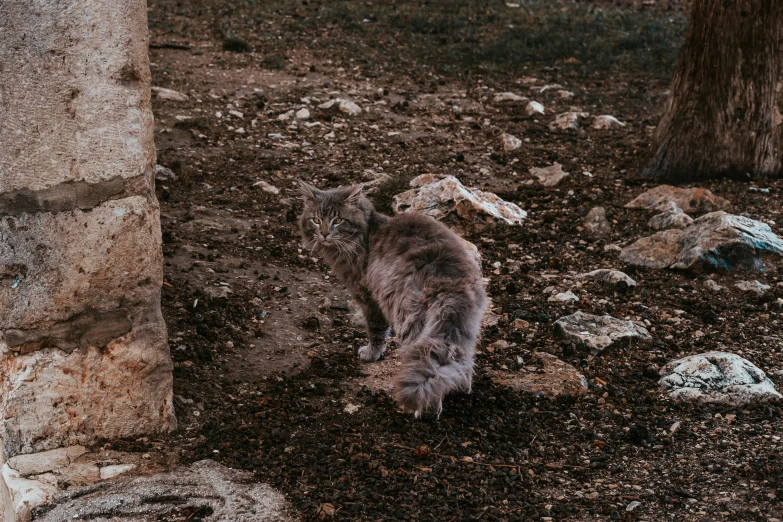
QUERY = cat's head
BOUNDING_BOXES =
[298,181,371,258]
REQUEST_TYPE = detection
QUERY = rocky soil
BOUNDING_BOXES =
[136,0,783,520]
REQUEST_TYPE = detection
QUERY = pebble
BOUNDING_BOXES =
[525,101,545,115]
[592,115,625,129]
[583,207,612,238]
[252,180,280,195]
[501,133,522,151]
[548,291,579,303]
[529,163,569,187]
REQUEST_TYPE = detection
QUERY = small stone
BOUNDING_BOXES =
[488,340,510,350]
[735,280,771,296]
[501,133,522,151]
[253,180,280,194]
[576,269,636,291]
[296,107,311,119]
[317,503,337,520]
[278,110,295,121]
[228,110,244,119]
[592,115,625,129]
[154,164,177,182]
[625,185,731,214]
[318,98,362,116]
[548,291,579,304]
[343,403,360,414]
[703,279,724,293]
[525,101,545,115]
[554,312,651,355]
[548,111,589,131]
[557,90,574,99]
[150,86,188,101]
[494,92,527,103]
[530,163,569,187]
[659,352,782,406]
[647,202,694,230]
[414,445,430,458]
[512,318,530,329]
[583,207,611,238]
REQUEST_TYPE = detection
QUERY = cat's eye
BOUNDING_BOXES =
[333,218,343,225]
[312,217,321,225]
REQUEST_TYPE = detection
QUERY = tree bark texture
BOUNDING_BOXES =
[641,0,783,181]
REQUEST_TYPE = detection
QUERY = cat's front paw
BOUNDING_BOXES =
[358,344,384,362]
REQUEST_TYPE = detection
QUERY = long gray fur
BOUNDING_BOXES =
[298,182,486,416]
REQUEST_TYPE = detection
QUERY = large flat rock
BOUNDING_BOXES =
[620,212,783,272]
[554,312,651,355]
[32,460,291,522]
[625,185,731,214]
[659,352,782,406]
[491,353,588,398]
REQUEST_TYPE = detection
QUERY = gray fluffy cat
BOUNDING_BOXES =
[298,181,486,417]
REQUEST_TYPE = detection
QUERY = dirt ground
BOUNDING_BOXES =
[143,0,783,520]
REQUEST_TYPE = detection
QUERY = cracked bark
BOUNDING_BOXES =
[641,0,783,182]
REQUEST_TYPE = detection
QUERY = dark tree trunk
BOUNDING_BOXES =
[641,0,783,182]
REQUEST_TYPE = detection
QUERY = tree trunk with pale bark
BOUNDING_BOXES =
[641,0,783,181]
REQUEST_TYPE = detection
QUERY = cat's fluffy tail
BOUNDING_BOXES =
[393,337,474,417]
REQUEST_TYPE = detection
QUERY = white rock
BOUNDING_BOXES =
[647,202,693,230]
[99,463,136,480]
[343,403,360,414]
[501,133,522,151]
[296,107,311,119]
[548,291,579,304]
[278,110,295,121]
[228,110,244,119]
[318,98,362,116]
[576,269,637,290]
[735,280,770,296]
[659,352,782,406]
[554,312,651,355]
[525,101,545,115]
[557,90,574,99]
[392,175,526,227]
[253,180,280,195]
[530,163,569,187]
[494,92,527,103]
[150,86,188,102]
[592,115,626,129]
[548,111,589,131]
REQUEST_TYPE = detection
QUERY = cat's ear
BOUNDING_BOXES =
[298,180,320,202]
[345,184,364,205]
